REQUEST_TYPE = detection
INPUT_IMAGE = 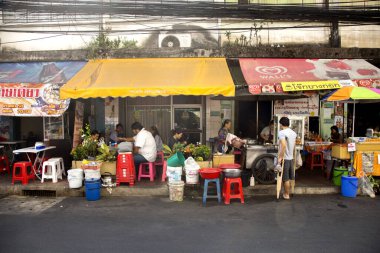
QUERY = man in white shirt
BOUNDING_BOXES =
[126,122,157,176]
[277,117,297,200]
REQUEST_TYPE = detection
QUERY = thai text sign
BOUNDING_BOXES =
[281,80,341,91]
[0,83,69,117]
[274,93,319,116]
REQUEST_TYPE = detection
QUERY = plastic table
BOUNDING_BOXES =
[0,141,26,163]
[13,146,56,179]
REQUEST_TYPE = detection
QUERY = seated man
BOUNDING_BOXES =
[125,122,157,176]
[110,123,127,144]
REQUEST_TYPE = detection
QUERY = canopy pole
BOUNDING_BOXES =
[256,101,259,140]
[352,101,356,137]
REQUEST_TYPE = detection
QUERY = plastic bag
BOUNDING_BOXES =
[225,133,246,150]
[358,174,376,198]
[296,150,303,169]
[184,157,200,184]
[118,142,133,152]
[184,157,200,172]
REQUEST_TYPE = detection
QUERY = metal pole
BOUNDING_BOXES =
[256,100,259,140]
[352,101,356,137]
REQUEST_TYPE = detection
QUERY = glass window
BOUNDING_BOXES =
[173,107,202,145]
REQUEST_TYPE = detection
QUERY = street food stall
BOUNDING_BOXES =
[243,115,306,184]
[351,137,380,177]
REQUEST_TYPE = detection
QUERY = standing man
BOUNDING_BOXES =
[125,122,157,176]
[277,117,297,200]
[260,120,274,144]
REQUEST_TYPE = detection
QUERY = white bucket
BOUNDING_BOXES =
[166,166,183,183]
[168,181,185,201]
[84,168,101,180]
[185,167,199,184]
[67,169,84,188]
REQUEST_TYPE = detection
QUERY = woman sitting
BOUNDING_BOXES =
[168,128,185,149]
[150,126,163,152]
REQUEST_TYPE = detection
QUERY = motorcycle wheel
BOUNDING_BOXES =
[251,153,276,185]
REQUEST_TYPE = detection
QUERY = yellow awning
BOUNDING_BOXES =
[60,58,235,99]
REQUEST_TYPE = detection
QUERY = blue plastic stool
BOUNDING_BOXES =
[203,178,221,206]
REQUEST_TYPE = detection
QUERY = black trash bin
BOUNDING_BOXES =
[241,169,252,187]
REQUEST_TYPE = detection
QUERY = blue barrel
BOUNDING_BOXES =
[341,176,358,198]
[85,179,101,201]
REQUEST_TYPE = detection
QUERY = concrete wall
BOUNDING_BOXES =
[1,18,379,52]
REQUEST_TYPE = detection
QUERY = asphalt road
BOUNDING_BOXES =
[0,194,379,253]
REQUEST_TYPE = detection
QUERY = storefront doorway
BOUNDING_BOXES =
[236,101,272,140]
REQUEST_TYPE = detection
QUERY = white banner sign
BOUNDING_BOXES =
[274,93,319,116]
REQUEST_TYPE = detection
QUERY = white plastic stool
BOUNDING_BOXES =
[49,157,65,177]
[41,160,60,183]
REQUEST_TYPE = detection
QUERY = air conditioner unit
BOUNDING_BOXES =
[158,34,191,48]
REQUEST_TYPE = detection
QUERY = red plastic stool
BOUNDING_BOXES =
[223,177,244,204]
[307,151,324,171]
[0,155,10,174]
[116,153,135,186]
[138,162,156,182]
[12,161,35,185]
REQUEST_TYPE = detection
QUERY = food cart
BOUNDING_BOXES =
[351,137,380,177]
[244,115,305,184]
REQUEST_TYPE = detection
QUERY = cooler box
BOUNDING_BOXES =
[331,144,350,160]
[354,142,380,152]
[213,154,234,168]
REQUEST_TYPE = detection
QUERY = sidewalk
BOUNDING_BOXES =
[0,167,339,197]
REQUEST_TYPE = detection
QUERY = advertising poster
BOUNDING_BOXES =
[0,83,69,116]
[0,61,85,117]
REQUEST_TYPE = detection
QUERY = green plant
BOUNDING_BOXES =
[71,124,100,161]
[184,144,211,162]
[193,145,211,161]
[96,143,116,162]
[86,29,138,59]
[163,143,186,159]
[70,145,86,161]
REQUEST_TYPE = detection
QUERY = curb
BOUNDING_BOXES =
[0,183,340,197]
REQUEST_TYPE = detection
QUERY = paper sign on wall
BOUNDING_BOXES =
[347,143,356,152]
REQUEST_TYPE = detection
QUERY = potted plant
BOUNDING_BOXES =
[96,143,117,175]
[184,144,211,168]
[71,124,116,173]
[163,143,186,159]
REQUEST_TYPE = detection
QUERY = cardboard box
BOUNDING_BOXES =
[331,144,350,159]
[213,154,234,168]
[196,161,212,169]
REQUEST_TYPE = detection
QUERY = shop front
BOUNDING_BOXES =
[60,58,235,145]
[214,58,380,189]
[0,61,87,168]
[59,57,235,184]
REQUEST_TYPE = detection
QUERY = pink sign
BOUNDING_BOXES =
[239,59,380,87]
